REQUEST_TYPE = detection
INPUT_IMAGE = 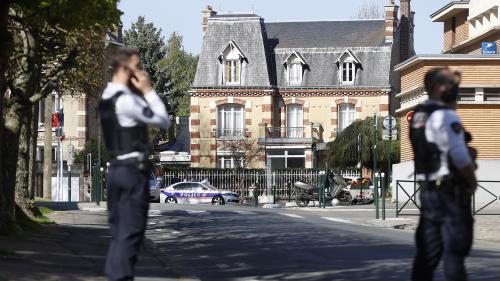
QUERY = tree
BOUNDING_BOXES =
[327,116,400,171]
[159,32,199,116]
[354,0,383,19]
[123,16,168,95]
[218,139,263,169]
[1,0,121,233]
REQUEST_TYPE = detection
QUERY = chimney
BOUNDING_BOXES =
[384,0,398,44]
[202,5,217,34]
[400,0,412,62]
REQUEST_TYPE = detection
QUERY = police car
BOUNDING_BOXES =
[160,180,239,205]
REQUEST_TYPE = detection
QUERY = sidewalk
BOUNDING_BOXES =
[0,209,188,281]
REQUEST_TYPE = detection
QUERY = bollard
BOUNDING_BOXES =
[254,183,259,207]
[288,181,292,202]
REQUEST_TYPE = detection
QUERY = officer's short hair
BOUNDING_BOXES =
[109,47,139,74]
[424,67,449,95]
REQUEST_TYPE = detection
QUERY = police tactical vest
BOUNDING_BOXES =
[409,103,447,177]
[99,91,149,159]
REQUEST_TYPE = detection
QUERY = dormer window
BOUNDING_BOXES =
[284,52,308,86]
[336,50,361,86]
[289,63,302,85]
[225,60,240,84]
[341,62,356,84]
[218,41,247,85]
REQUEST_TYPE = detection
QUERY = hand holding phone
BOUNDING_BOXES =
[130,70,153,95]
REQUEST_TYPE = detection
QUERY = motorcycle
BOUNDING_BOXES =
[294,173,353,207]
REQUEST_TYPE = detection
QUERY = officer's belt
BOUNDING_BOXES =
[111,156,150,171]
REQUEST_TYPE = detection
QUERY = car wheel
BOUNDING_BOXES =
[212,195,225,205]
[165,196,177,204]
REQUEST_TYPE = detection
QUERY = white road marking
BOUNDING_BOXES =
[322,217,353,224]
[234,210,258,215]
[148,210,161,217]
[185,210,208,215]
[280,213,306,219]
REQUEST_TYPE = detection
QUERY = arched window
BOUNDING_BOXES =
[286,104,304,138]
[338,104,355,132]
[217,104,245,138]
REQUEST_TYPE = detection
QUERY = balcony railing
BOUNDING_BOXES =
[265,127,305,139]
[216,128,246,139]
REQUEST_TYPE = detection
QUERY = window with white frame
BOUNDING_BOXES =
[288,63,302,86]
[286,104,304,138]
[224,60,240,84]
[338,104,355,132]
[217,156,245,169]
[341,62,356,85]
[217,104,244,138]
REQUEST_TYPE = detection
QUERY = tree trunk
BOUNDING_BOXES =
[29,103,39,199]
[14,103,34,216]
[43,96,53,199]
[2,99,24,224]
[0,0,10,234]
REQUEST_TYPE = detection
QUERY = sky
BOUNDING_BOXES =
[118,0,450,55]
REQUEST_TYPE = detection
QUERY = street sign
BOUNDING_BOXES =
[406,111,414,124]
[383,116,397,130]
[482,42,497,54]
[382,129,398,140]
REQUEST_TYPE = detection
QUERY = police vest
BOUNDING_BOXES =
[409,103,447,177]
[99,91,149,159]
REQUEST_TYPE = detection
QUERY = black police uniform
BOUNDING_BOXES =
[410,100,474,281]
[99,83,170,281]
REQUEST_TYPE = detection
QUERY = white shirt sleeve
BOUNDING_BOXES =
[116,90,171,130]
[443,111,472,170]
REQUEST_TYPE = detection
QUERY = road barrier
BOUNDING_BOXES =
[396,180,500,217]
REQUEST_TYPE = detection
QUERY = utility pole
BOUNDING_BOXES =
[43,95,53,200]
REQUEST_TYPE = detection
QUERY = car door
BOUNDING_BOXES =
[173,183,192,204]
[193,183,214,204]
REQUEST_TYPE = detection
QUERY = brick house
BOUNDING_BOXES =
[393,0,500,189]
[190,1,415,169]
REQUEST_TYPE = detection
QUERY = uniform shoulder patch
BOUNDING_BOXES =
[451,122,463,134]
[143,107,154,118]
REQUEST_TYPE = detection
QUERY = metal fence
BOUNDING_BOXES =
[163,170,360,198]
[395,180,500,216]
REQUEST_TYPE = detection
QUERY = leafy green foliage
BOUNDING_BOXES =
[123,16,168,95]
[327,116,400,170]
[74,140,109,166]
[158,33,199,116]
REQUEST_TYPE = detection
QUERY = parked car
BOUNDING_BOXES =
[160,180,239,205]
[149,172,162,202]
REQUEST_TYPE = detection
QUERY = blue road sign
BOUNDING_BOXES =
[482,42,497,54]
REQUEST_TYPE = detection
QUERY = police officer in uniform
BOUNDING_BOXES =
[410,67,477,281]
[99,48,170,281]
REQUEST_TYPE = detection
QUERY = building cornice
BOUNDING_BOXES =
[430,1,469,22]
[395,54,500,72]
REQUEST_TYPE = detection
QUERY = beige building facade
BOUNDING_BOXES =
[191,1,415,170]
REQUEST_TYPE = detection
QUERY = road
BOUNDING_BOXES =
[146,204,500,281]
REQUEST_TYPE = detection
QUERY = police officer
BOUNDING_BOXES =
[410,67,477,281]
[99,48,170,281]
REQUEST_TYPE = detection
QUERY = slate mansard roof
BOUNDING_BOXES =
[192,14,393,89]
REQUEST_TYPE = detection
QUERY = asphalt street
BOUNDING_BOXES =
[145,204,500,281]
